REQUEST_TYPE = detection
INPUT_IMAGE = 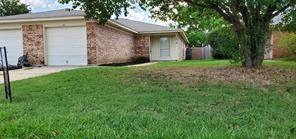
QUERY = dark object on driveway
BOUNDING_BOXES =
[17,53,32,67]
[0,53,32,71]
[0,65,21,71]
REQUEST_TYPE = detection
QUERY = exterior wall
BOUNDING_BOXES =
[3,19,87,65]
[176,34,186,60]
[22,24,44,64]
[134,35,150,62]
[1,19,188,65]
[86,22,98,64]
[96,23,136,65]
[150,35,179,61]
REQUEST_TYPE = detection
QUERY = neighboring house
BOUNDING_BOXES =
[0,9,188,66]
[271,31,289,59]
[265,31,289,59]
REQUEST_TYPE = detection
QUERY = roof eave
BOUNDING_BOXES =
[139,31,189,43]
[107,20,138,34]
[0,16,85,23]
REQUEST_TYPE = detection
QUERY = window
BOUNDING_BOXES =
[160,37,170,57]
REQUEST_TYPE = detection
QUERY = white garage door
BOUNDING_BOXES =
[0,29,23,65]
[46,26,87,66]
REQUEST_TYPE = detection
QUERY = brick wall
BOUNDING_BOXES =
[20,22,152,66]
[134,35,150,62]
[86,22,98,64]
[95,24,136,65]
[22,24,44,65]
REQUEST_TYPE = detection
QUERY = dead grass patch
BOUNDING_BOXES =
[130,66,296,88]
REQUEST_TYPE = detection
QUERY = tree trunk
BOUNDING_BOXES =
[234,24,269,68]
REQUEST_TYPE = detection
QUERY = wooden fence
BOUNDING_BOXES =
[186,47,213,60]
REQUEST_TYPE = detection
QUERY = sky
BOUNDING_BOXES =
[19,0,170,26]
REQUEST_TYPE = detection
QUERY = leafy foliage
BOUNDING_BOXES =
[59,0,137,23]
[186,30,207,47]
[279,32,296,59]
[0,0,30,16]
[280,11,296,32]
[168,6,226,47]
[207,28,240,61]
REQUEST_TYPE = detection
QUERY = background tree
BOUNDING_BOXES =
[279,7,296,32]
[60,0,296,67]
[0,0,30,16]
[207,28,240,61]
[168,7,226,47]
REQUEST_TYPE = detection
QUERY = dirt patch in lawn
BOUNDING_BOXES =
[130,67,296,88]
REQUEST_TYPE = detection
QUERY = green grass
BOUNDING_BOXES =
[264,60,296,68]
[0,60,295,138]
[150,60,236,68]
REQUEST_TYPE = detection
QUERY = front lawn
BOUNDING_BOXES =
[0,60,295,138]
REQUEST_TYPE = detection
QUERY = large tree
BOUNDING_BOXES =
[0,0,30,16]
[60,0,296,67]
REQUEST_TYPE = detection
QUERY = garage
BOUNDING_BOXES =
[46,26,87,66]
[0,29,23,65]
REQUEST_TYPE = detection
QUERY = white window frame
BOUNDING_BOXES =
[160,37,170,57]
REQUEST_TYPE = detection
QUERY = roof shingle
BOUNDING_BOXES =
[0,9,84,20]
[112,18,182,33]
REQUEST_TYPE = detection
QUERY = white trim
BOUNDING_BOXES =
[0,26,21,30]
[148,36,151,61]
[43,25,47,65]
[0,16,85,24]
[139,31,189,43]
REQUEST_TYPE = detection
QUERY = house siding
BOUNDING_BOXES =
[22,24,44,65]
[177,34,186,60]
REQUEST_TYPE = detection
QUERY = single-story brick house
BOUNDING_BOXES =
[0,9,188,66]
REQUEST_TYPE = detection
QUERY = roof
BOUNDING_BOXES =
[0,9,188,42]
[0,9,84,21]
[112,18,182,33]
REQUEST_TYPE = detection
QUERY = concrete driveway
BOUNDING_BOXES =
[0,66,80,83]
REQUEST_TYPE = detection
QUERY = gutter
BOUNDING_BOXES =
[0,16,85,23]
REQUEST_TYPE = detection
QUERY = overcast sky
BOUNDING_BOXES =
[19,0,170,26]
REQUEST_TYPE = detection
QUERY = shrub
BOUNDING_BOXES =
[207,28,240,62]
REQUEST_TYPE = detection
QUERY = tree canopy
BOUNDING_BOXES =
[60,0,296,67]
[168,6,226,47]
[0,0,30,16]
